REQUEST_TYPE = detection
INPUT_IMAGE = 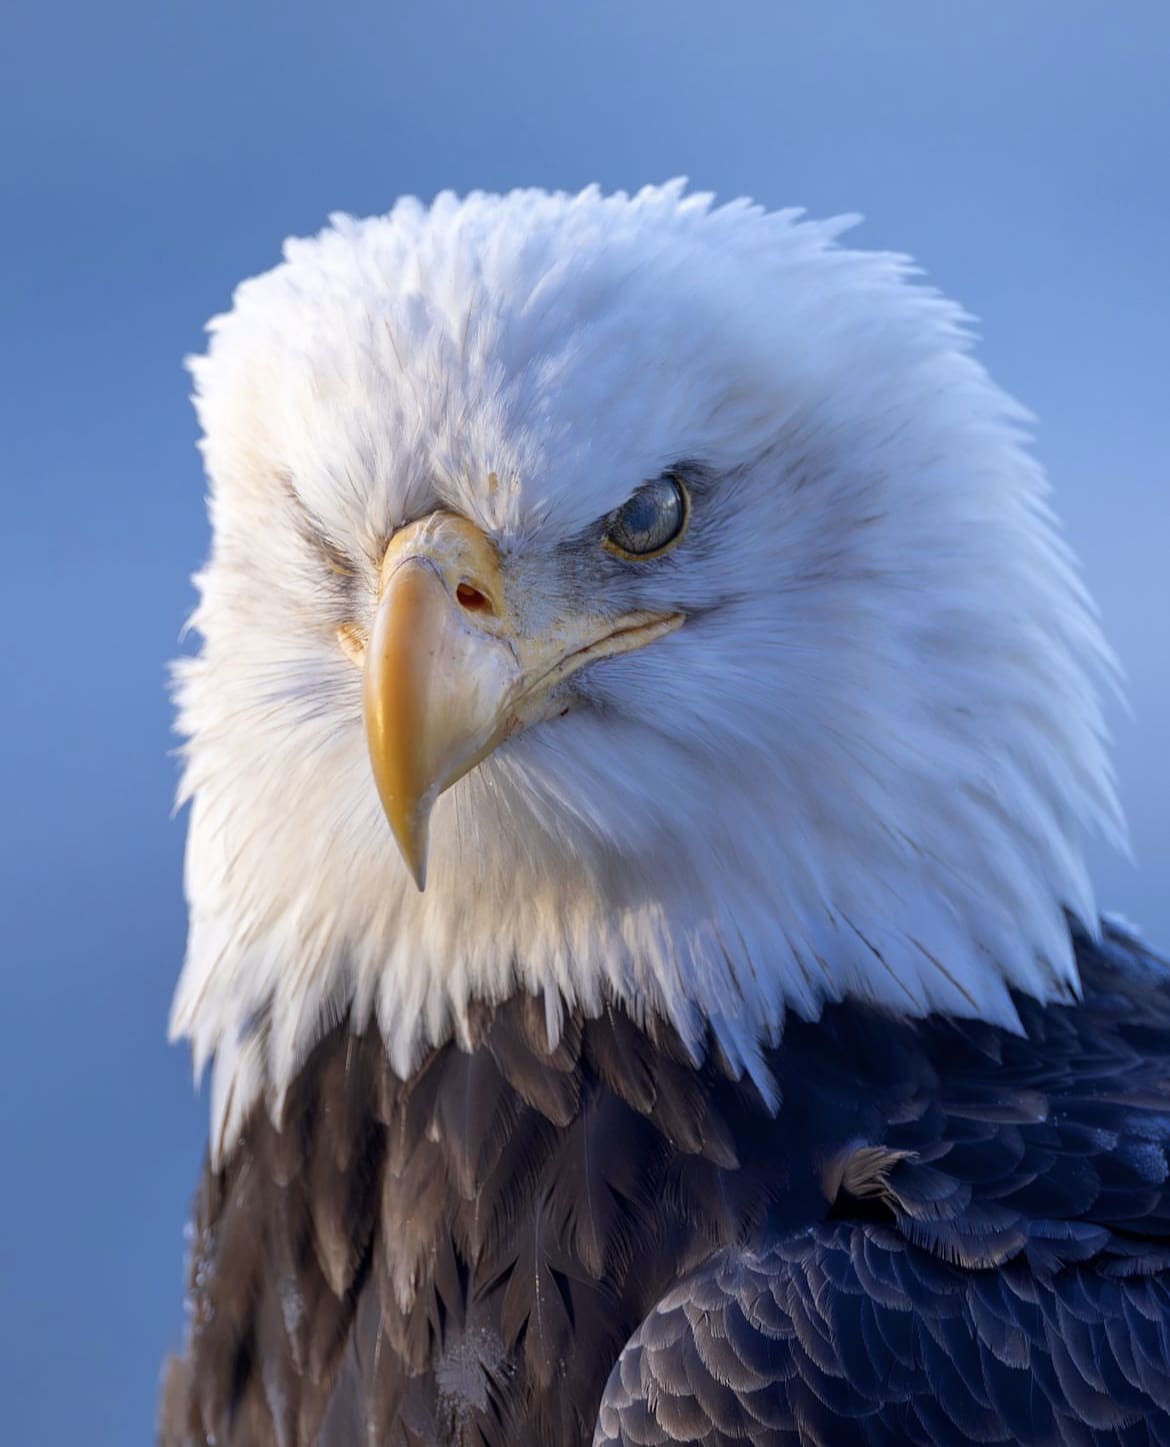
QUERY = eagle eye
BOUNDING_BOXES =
[602,475,690,560]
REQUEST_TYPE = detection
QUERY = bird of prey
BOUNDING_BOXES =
[159,182,1170,1446]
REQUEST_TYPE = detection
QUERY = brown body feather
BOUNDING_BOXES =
[161,996,786,1446]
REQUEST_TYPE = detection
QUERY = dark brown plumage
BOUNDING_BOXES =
[160,921,1170,1445]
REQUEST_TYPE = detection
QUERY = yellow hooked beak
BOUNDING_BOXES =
[354,512,683,889]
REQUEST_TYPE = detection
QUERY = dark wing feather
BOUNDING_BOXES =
[594,1223,1170,1445]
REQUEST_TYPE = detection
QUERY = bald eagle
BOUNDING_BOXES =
[160,184,1170,1446]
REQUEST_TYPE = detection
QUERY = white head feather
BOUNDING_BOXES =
[170,182,1123,1158]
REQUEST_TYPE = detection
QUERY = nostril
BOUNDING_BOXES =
[456,581,493,614]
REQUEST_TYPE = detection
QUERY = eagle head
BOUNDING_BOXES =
[171,183,1121,1154]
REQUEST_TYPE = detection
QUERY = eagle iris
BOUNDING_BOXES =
[603,475,689,560]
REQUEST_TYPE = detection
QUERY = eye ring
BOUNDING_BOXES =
[602,474,691,561]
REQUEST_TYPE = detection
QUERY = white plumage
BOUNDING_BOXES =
[171,181,1122,1161]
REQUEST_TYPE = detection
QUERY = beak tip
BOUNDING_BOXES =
[388,809,430,893]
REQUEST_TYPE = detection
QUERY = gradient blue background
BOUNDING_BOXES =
[2,3,1166,1441]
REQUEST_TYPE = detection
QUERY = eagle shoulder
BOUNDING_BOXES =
[595,920,1170,1445]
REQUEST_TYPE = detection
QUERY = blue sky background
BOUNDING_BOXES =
[1,3,1166,1441]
